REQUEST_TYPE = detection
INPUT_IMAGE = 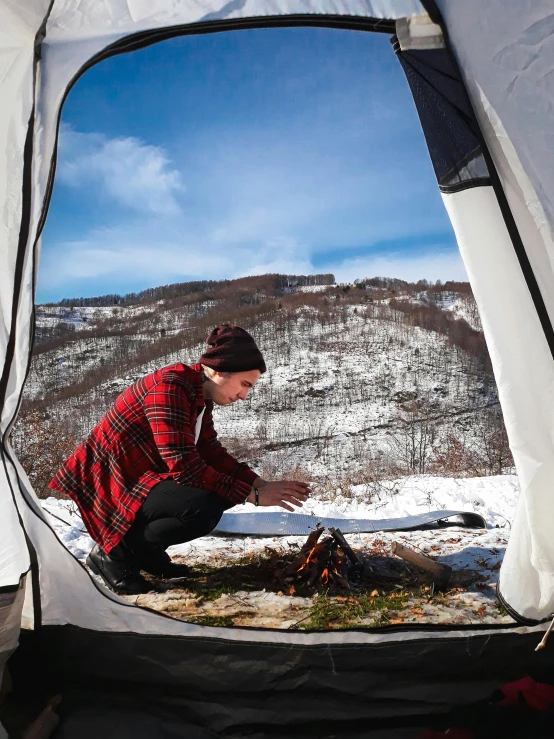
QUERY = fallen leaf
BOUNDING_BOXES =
[277,591,284,597]
[411,608,424,615]
[370,589,379,597]
[288,585,296,596]
[491,562,501,571]
[431,546,441,551]
[388,619,403,624]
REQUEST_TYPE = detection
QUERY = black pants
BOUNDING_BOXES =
[124,480,234,555]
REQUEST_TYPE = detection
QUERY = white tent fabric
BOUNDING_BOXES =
[435,0,554,621]
[0,3,48,589]
[2,0,554,639]
[442,185,554,621]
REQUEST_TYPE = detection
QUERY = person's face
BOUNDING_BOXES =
[208,369,261,406]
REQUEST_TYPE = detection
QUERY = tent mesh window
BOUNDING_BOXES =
[395,44,490,193]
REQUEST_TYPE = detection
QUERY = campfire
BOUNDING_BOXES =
[276,526,361,590]
[274,526,455,594]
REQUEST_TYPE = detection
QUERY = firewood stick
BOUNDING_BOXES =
[332,572,351,590]
[283,539,327,577]
[391,541,452,587]
[302,526,325,552]
[329,528,360,565]
[22,696,62,739]
[307,565,324,588]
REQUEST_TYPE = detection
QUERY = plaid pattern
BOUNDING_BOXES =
[49,363,257,553]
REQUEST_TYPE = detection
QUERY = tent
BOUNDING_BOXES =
[2,1,554,735]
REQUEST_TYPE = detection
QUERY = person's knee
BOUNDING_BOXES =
[177,491,227,535]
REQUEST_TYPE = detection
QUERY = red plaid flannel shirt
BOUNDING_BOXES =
[49,363,257,553]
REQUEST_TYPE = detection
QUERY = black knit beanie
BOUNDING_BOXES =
[199,325,266,374]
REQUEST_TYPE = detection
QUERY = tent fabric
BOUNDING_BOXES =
[429,0,554,621]
[7,623,554,739]
[434,0,554,254]
[0,2,48,590]
[43,0,426,43]
[441,184,554,623]
[395,45,490,192]
[1,0,554,707]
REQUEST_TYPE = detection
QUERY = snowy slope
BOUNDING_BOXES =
[40,474,517,628]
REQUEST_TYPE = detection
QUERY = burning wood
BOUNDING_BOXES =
[329,527,361,567]
[278,526,356,590]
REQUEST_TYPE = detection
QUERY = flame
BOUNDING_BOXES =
[294,541,349,588]
[297,545,318,573]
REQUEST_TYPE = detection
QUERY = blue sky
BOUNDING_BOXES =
[38,27,466,303]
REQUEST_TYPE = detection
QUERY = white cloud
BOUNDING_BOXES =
[329,249,467,284]
[40,235,225,288]
[40,228,315,292]
[40,219,466,298]
[57,125,184,215]
[41,123,461,300]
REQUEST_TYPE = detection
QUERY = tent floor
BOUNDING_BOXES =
[37,699,425,739]
[5,624,554,738]
[0,689,445,739]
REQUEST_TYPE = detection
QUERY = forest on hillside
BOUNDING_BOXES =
[13,274,511,499]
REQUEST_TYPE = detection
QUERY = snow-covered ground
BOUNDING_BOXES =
[297,284,336,293]
[35,303,163,329]
[41,474,518,629]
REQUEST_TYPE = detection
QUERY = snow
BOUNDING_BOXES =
[297,285,336,293]
[212,474,517,528]
[42,475,517,565]
[40,474,517,627]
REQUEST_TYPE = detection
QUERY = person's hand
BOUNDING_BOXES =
[247,480,310,512]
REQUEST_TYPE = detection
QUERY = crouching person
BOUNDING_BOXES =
[49,325,310,594]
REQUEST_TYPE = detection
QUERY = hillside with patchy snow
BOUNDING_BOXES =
[16,277,505,498]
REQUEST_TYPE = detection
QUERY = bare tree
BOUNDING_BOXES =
[389,401,437,474]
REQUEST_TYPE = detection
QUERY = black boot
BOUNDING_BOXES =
[135,548,191,579]
[86,544,151,595]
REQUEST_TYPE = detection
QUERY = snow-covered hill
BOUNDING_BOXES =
[18,281,504,495]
